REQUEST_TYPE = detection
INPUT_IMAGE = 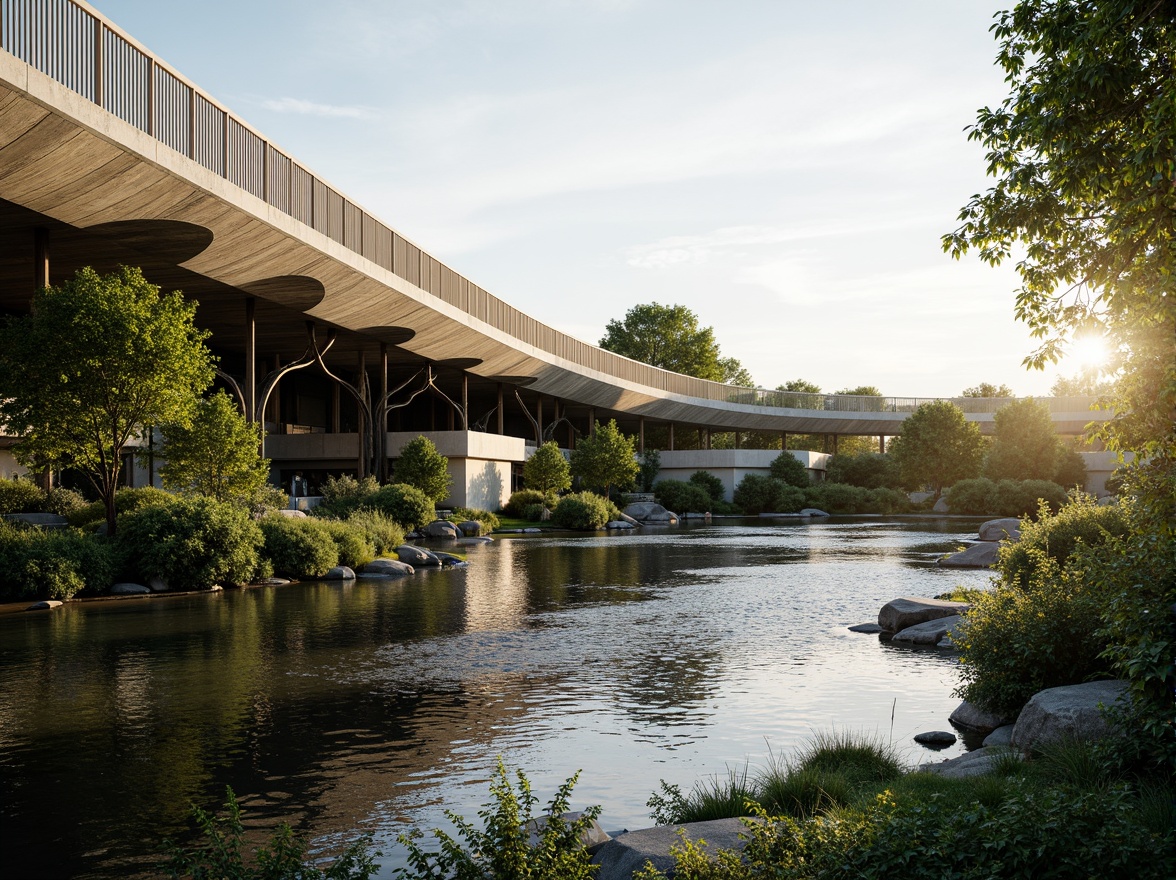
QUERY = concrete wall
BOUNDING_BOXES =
[656,449,831,502]
[387,431,526,511]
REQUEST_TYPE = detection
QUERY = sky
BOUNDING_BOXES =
[90,0,1083,398]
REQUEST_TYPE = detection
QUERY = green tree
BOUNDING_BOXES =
[962,382,1015,398]
[393,436,452,504]
[833,385,882,397]
[943,0,1175,495]
[984,398,1084,486]
[0,266,214,535]
[769,451,810,488]
[600,303,747,384]
[888,401,985,497]
[523,441,571,496]
[569,419,638,497]
[158,390,270,504]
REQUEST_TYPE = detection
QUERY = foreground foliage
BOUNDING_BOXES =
[164,786,378,880]
[396,758,600,880]
[0,521,114,600]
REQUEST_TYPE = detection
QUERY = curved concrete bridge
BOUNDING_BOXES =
[0,1,1109,503]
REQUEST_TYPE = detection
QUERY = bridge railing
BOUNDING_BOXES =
[721,391,1102,414]
[0,1,1109,419]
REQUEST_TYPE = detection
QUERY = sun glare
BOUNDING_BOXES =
[1068,336,1109,371]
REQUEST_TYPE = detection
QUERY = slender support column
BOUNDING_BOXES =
[331,383,340,433]
[781,431,788,450]
[638,417,645,454]
[588,407,595,434]
[705,429,711,450]
[496,383,504,435]
[269,355,281,426]
[462,373,469,431]
[379,345,389,481]
[878,434,885,454]
[734,431,741,450]
[34,228,49,290]
[668,423,675,451]
[568,417,575,450]
[244,298,256,422]
[357,352,367,478]
[537,397,543,437]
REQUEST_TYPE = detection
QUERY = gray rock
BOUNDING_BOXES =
[111,582,151,595]
[919,746,1005,778]
[798,508,830,517]
[424,520,460,539]
[458,536,493,545]
[148,577,169,592]
[592,818,752,880]
[622,502,679,524]
[456,520,483,537]
[979,517,1022,542]
[526,811,610,853]
[983,725,1015,747]
[605,520,635,530]
[275,508,308,518]
[938,542,1000,568]
[1010,680,1129,753]
[253,577,291,586]
[394,545,442,567]
[323,566,355,580]
[362,557,416,577]
[892,614,963,645]
[523,527,543,533]
[878,597,970,633]
[949,700,1012,734]
[848,623,883,633]
[3,512,68,528]
[914,730,957,747]
[26,600,63,610]
[933,495,950,513]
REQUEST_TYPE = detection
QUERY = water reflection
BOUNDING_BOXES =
[0,518,990,879]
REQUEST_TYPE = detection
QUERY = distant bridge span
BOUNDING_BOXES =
[0,1,1108,478]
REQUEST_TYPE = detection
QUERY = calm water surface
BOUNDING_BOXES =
[0,517,990,878]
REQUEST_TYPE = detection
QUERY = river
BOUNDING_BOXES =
[0,517,990,878]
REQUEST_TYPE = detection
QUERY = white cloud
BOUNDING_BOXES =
[259,97,378,119]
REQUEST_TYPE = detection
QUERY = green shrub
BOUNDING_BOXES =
[340,510,405,557]
[733,475,804,515]
[119,496,262,590]
[42,487,87,517]
[689,470,726,504]
[654,479,713,514]
[804,482,870,514]
[945,477,996,514]
[0,522,115,600]
[552,492,614,529]
[992,478,1068,517]
[164,786,378,880]
[259,515,339,578]
[0,477,45,514]
[316,474,380,518]
[647,767,756,826]
[999,496,1128,589]
[824,453,902,489]
[524,440,572,495]
[321,520,376,569]
[521,503,547,522]
[769,452,811,488]
[503,489,550,517]
[757,767,853,819]
[397,759,600,880]
[867,487,911,514]
[392,436,452,503]
[68,485,174,528]
[365,483,435,531]
[452,507,500,532]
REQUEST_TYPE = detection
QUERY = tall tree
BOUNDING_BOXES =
[158,390,271,505]
[569,420,638,497]
[599,303,750,385]
[0,266,214,534]
[943,0,1175,497]
[962,382,1015,398]
[984,398,1086,486]
[523,441,571,496]
[888,401,986,497]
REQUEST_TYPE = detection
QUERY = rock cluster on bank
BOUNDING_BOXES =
[937,516,1022,569]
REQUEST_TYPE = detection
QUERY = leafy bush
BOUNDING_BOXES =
[867,487,911,514]
[397,759,600,880]
[119,496,263,590]
[552,492,615,529]
[945,477,996,514]
[522,503,547,522]
[259,515,339,578]
[164,786,378,880]
[803,482,870,514]
[769,452,811,488]
[733,475,804,515]
[991,478,1068,517]
[68,486,175,528]
[321,520,376,569]
[0,522,115,600]
[339,510,405,557]
[0,477,46,514]
[366,483,435,531]
[654,479,713,514]
[637,450,662,493]
[42,486,87,517]
[824,453,902,489]
[393,436,452,503]
[689,470,725,504]
[504,489,551,517]
[317,474,380,518]
[452,507,500,532]
[524,441,572,495]
[999,496,1127,589]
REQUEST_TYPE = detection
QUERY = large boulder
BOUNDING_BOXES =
[1010,680,1129,753]
[111,582,150,595]
[526,811,610,854]
[892,614,963,645]
[323,566,356,580]
[878,597,970,633]
[394,545,441,567]
[919,746,1006,778]
[949,700,1012,734]
[938,542,1000,568]
[361,558,415,577]
[456,520,483,537]
[274,508,308,518]
[983,725,1015,747]
[622,502,679,524]
[933,495,950,513]
[26,600,63,611]
[979,517,1022,542]
[424,520,461,539]
[592,818,752,880]
[799,508,830,517]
